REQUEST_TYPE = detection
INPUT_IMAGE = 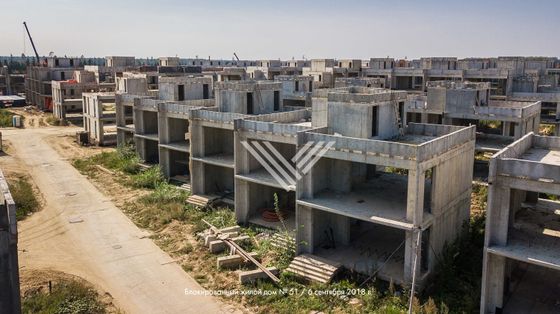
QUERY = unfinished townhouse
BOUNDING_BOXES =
[289,87,476,287]
[276,75,314,107]
[25,56,81,110]
[0,171,20,313]
[246,60,302,80]
[82,92,117,145]
[115,74,155,145]
[365,56,560,135]
[133,76,214,168]
[334,59,362,78]
[234,108,312,230]
[158,57,180,67]
[188,80,283,207]
[302,59,336,89]
[481,133,560,313]
[363,57,459,92]
[405,81,541,153]
[52,70,115,121]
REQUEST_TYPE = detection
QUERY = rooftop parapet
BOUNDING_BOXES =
[480,100,542,119]
[427,80,491,90]
[490,133,560,195]
[275,75,313,82]
[236,109,312,138]
[300,123,475,169]
[191,108,248,124]
[158,76,211,85]
[215,80,281,92]
[326,87,407,103]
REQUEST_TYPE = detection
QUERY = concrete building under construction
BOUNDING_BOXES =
[481,133,560,313]
[405,81,541,152]
[292,87,475,287]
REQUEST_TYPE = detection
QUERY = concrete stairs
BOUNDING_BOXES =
[187,193,235,208]
[286,254,342,284]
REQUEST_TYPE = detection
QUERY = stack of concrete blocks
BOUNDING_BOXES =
[0,170,20,313]
[189,81,283,204]
[234,109,312,231]
[82,92,117,146]
[481,133,560,313]
[405,81,541,152]
[275,75,314,108]
[134,76,213,165]
[293,87,476,288]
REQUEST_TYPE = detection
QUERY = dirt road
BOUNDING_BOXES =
[2,127,232,313]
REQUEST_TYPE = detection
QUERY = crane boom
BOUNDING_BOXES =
[233,52,240,61]
[23,21,40,63]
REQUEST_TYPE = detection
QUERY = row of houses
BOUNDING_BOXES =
[23,54,560,313]
[94,70,558,313]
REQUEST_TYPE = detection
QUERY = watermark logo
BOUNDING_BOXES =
[241,140,335,191]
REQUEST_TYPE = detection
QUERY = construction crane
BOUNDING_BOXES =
[233,52,240,61]
[23,21,40,63]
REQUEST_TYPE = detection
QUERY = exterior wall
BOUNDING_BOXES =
[158,76,213,101]
[0,171,20,314]
[215,81,283,114]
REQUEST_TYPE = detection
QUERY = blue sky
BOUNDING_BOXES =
[1,0,558,59]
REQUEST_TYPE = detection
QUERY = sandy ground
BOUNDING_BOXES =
[1,126,236,314]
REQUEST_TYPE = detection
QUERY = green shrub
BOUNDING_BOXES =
[131,166,165,189]
[139,183,188,205]
[0,109,15,127]
[22,280,106,314]
[73,144,140,175]
[8,177,40,220]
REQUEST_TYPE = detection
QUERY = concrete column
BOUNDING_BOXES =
[407,168,425,226]
[334,215,351,246]
[296,205,314,254]
[234,130,251,224]
[190,160,205,195]
[502,122,511,137]
[159,148,170,178]
[481,253,506,313]
[480,185,511,312]
[235,180,250,224]
[513,122,522,140]
[404,229,421,285]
